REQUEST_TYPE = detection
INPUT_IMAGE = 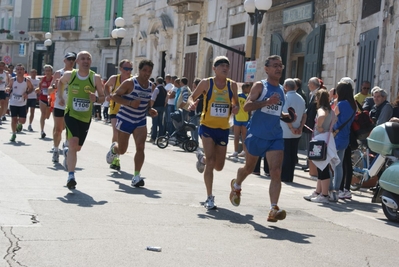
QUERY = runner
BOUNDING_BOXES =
[229,55,295,222]
[0,61,10,126]
[26,69,40,131]
[36,65,53,138]
[106,59,157,187]
[103,59,133,170]
[187,56,239,210]
[6,64,34,142]
[57,51,104,189]
[48,52,76,163]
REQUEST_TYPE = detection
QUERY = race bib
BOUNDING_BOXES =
[73,98,90,112]
[13,94,22,101]
[210,103,229,117]
[42,88,48,95]
[261,102,282,116]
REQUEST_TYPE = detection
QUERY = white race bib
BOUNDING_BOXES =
[261,102,282,116]
[73,98,90,112]
[210,103,229,117]
[42,88,48,95]
[13,94,22,102]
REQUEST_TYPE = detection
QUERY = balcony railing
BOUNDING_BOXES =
[167,0,204,6]
[28,18,52,32]
[54,15,82,31]
[0,0,13,10]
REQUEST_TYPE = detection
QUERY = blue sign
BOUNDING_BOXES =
[18,43,26,57]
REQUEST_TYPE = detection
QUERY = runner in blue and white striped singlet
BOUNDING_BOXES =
[116,77,153,133]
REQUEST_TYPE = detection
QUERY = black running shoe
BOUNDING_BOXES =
[67,178,77,189]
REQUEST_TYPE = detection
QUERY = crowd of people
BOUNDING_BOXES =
[2,52,399,223]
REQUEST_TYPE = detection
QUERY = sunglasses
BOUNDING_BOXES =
[122,67,133,71]
[362,87,370,90]
[66,58,76,61]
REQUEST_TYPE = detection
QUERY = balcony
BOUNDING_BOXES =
[0,30,29,43]
[28,18,52,39]
[167,0,203,13]
[54,15,82,38]
[0,0,13,10]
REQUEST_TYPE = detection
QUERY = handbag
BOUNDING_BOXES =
[308,113,334,161]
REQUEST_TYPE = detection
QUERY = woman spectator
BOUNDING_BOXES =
[329,81,357,201]
[303,89,337,203]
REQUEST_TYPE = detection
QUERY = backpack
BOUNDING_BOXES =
[351,101,374,140]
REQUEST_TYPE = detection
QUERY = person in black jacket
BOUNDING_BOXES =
[149,77,167,143]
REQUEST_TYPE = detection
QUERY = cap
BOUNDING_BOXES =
[64,52,77,59]
[339,77,355,89]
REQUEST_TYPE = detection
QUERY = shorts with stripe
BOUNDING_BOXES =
[116,117,146,134]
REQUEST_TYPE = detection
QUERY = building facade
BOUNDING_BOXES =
[23,0,398,101]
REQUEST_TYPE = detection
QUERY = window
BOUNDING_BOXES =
[231,23,245,39]
[187,33,198,46]
[362,0,382,19]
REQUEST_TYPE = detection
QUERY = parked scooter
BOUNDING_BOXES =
[367,122,399,222]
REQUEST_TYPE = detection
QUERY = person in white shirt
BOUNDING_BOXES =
[26,69,40,131]
[164,74,177,135]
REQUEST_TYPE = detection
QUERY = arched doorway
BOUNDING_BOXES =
[289,34,306,80]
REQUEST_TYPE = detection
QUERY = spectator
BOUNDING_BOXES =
[149,76,167,143]
[165,74,177,135]
[354,81,371,109]
[369,87,392,125]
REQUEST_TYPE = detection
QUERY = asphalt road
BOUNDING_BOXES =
[0,112,398,267]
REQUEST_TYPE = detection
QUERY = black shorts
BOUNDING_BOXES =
[53,108,65,118]
[109,114,117,119]
[10,105,27,118]
[64,111,91,146]
[26,99,36,108]
[0,91,8,100]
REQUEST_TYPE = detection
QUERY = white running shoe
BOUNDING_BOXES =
[204,196,217,210]
[310,194,329,203]
[106,142,118,164]
[131,174,145,187]
[328,191,338,202]
[196,151,205,173]
[228,151,238,158]
[237,151,246,157]
[304,191,319,201]
[52,150,60,163]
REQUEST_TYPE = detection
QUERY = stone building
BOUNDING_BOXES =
[24,0,398,101]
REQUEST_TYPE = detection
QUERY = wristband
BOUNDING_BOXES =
[95,96,99,103]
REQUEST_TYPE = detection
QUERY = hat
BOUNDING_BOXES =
[339,77,355,89]
[64,52,77,59]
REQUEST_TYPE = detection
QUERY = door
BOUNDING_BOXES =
[226,44,245,82]
[270,33,288,84]
[356,27,379,92]
[302,24,326,96]
[183,52,197,86]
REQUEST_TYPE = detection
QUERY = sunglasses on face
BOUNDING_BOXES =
[66,58,76,61]
[122,67,133,71]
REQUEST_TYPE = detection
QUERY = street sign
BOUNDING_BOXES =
[244,61,257,82]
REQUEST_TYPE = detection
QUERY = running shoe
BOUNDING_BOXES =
[63,147,69,171]
[339,189,352,199]
[228,151,238,158]
[10,133,16,142]
[28,125,33,132]
[310,194,329,203]
[237,151,246,157]
[204,195,217,210]
[106,142,118,164]
[110,157,121,170]
[267,206,286,222]
[0,120,2,125]
[16,123,22,132]
[41,131,46,139]
[52,150,59,163]
[67,177,77,190]
[196,151,205,173]
[303,191,319,201]
[229,179,241,206]
[131,174,145,187]
[1,115,6,121]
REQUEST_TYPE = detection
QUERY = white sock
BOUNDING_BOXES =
[234,183,241,190]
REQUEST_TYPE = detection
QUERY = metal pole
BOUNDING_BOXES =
[115,38,121,75]
[251,8,259,61]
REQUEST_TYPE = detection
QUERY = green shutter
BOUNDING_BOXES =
[117,0,123,17]
[42,0,52,32]
[70,0,80,16]
[104,0,112,37]
[8,18,11,30]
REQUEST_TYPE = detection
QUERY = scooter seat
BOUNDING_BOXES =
[385,122,399,145]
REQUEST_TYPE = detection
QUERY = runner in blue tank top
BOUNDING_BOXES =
[229,55,296,223]
[106,59,157,187]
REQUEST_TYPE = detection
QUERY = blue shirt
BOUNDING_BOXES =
[248,80,286,140]
[333,100,355,150]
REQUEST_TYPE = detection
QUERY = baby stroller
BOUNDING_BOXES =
[156,109,198,152]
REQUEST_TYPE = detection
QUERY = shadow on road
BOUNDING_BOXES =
[109,179,162,199]
[107,170,133,180]
[197,207,314,243]
[57,190,108,207]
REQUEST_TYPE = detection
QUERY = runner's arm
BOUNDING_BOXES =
[243,82,280,112]
[112,79,141,108]
[187,79,208,109]
[93,74,105,103]
[48,71,61,95]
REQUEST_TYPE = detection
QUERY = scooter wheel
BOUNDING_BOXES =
[156,136,169,149]
[381,192,399,222]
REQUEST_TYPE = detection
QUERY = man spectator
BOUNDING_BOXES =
[175,77,191,121]
[149,76,167,143]
[370,87,392,125]
[280,78,306,182]
[354,81,371,110]
[165,74,176,135]
[0,61,11,125]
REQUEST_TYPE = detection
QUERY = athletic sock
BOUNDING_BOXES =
[134,171,140,176]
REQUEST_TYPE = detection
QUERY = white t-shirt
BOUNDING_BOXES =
[165,83,175,105]
[27,77,40,99]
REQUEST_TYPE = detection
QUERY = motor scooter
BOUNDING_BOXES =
[367,122,399,222]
